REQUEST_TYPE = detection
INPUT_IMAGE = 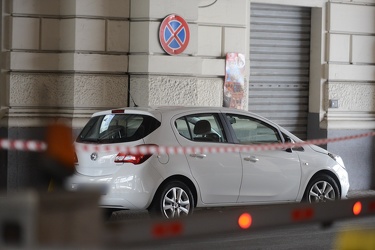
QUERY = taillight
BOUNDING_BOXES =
[114,145,157,165]
[114,153,152,164]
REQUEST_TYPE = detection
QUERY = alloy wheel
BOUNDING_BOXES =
[162,187,191,218]
[308,180,336,202]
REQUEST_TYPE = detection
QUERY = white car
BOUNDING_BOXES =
[66,106,349,219]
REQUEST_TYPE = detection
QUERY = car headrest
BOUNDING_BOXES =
[194,120,211,135]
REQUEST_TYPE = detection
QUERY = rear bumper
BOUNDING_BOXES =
[65,181,141,209]
[65,165,162,209]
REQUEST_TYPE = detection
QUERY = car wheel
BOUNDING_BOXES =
[303,174,340,203]
[149,181,194,219]
[102,208,117,221]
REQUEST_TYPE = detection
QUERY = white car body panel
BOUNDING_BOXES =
[238,149,301,202]
[183,142,242,204]
[68,156,163,209]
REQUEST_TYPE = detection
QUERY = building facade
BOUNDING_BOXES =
[0,0,374,191]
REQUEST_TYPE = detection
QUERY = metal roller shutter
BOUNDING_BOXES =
[249,4,311,140]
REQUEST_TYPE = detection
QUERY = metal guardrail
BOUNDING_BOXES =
[103,196,375,247]
[0,191,374,248]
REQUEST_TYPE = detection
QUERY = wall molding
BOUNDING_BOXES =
[322,111,375,129]
[250,0,326,8]
[4,108,103,128]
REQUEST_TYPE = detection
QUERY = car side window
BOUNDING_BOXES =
[175,118,191,139]
[226,114,281,144]
[175,114,227,143]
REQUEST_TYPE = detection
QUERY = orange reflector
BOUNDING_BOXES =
[292,208,314,221]
[353,201,362,216]
[238,213,252,229]
[369,201,375,212]
[152,222,183,238]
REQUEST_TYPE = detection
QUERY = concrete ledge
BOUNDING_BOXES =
[348,190,375,198]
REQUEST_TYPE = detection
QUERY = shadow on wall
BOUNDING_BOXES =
[372,137,375,190]
[0,125,8,190]
[327,130,375,191]
[307,113,327,149]
[4,126,48,191]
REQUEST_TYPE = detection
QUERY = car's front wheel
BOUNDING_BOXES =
[303,174,340,203]
[149,181,194,219]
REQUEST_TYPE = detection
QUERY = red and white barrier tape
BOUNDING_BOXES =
[0,139,47,152]
[1,131,375,154]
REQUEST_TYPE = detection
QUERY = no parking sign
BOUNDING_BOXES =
[159,14,190,55]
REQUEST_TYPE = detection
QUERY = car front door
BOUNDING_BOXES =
[174,113,242,204]
[225,113,302,203]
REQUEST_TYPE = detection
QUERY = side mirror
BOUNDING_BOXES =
[284,136,294,153]
[229,117,236,124]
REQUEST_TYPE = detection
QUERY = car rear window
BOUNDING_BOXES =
[76,114,161,143]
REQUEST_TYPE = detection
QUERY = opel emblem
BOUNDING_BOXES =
[90,152,98,161]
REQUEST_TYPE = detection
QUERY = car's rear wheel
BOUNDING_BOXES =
[102,208,117,220]
[303,174,340,203]
[149,181,194,219]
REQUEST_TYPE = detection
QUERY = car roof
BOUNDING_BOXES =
[93,106,245,117]
[91,106,280,127]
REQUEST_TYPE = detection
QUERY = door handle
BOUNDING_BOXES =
[243,156,259,163]
[190,153,207,159]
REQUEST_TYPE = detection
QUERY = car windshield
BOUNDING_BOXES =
[76,114,161,143]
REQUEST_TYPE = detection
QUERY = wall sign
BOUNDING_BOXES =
[159,14,190,55]
[223,53,246,110]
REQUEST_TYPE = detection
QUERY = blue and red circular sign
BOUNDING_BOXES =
[159,14,190,55]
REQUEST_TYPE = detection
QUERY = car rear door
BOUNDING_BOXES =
[173,112,242,204]
[224,113,302,203]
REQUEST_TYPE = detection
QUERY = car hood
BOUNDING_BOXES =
[308,144,329,155]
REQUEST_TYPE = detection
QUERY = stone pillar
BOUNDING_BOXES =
[0,0,131,190]
[4,0,130,129]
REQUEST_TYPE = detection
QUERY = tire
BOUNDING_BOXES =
[303,174,340,203]
[102,208,117,221]
[149,181,194,219]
